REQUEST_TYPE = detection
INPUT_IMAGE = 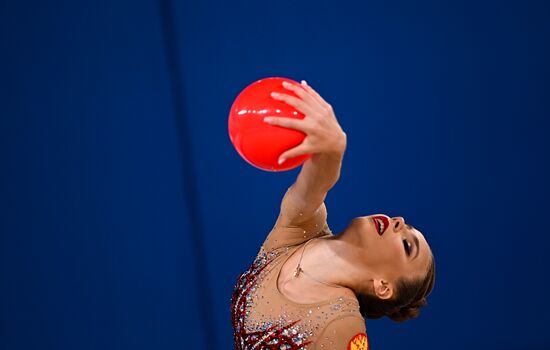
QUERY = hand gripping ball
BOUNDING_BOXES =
[228,77,312,171]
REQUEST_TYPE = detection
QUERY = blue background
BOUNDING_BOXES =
[1,0,549,349]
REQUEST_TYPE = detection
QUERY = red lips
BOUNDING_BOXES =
[371,215,390,235]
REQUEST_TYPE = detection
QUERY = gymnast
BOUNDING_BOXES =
[230,80,435,349]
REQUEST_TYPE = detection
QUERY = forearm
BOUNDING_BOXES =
[297,151,344,193]
[289,145,345,213]
[269,80,347,213]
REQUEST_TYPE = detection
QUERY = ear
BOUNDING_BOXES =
[373,279,393,300]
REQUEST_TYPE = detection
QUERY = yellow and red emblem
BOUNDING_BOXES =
[347,332,368,350]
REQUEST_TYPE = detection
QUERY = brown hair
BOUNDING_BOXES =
[357,253,436,322]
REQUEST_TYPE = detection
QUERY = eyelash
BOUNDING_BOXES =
[403,239,411,256]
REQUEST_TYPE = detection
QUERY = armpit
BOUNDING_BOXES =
[260,188,332,252]
[277,186,327,227]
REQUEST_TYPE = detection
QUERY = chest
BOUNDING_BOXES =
[230,249,359,349]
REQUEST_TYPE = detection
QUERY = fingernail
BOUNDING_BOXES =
[282,81,291,87]
[271,92,280,97]
[264,117,273,123]
[278,158,286,165]
[301,80,308,86]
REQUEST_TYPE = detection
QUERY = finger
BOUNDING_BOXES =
[278,144,311,164]
[300,80,332,111]
[282,81,325,111]
[271,92,316,117]
[301,80,326,106]
[263,116,311,133]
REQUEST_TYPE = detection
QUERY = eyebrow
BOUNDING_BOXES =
[406,224,420,260]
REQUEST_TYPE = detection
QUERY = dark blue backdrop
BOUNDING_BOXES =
[1,0,549,349]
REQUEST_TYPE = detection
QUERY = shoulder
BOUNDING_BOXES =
[315,314,368,350]
[261,226,333,254]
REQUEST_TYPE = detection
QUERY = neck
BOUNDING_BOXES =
[300,235,371,293]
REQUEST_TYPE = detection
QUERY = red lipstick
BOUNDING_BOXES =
[371,215,390,235]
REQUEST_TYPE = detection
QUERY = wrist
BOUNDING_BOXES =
[326,131,347,157]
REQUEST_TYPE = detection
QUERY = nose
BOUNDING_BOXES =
[392,216,406,231]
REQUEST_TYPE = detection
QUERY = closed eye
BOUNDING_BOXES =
[403,239,411,256]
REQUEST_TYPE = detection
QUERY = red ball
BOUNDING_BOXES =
[228,77,312,171]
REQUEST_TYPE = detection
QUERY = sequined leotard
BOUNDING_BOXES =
[231,187,368,350]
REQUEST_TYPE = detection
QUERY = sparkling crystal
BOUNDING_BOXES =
[231,237,362,349]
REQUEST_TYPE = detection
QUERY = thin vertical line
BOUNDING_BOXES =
[157,1,218,347]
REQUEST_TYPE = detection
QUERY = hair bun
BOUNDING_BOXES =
[388,298,428,322]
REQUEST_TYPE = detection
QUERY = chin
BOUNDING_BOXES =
[350,216,377,238]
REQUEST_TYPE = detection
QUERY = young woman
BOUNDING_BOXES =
[230,80,435,350]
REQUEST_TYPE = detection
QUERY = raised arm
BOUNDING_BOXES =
[264,80,347,225]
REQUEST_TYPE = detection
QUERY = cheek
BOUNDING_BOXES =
[369,237,404,264]
[393,242,412,274]
[382,238,408,267]
[366,243,406,277]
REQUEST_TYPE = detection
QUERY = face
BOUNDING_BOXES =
[344,214,432,295]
